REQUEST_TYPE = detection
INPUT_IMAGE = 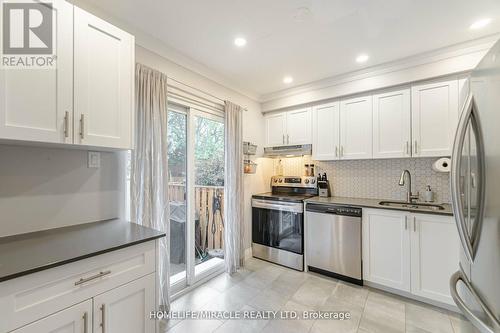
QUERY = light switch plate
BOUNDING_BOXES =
[88,151,101,168]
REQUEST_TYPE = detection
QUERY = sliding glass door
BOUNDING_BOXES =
[167,104,225,293]
[193,113,225,276]
[167,105,188,289]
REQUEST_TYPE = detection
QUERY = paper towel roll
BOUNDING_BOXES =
[432,157,451,173]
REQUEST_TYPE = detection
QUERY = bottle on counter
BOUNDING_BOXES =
[424,185,434,202]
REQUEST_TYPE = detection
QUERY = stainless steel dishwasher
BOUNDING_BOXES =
[305,203,362,285]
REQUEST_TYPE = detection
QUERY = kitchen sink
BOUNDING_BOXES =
[378,201,446,211]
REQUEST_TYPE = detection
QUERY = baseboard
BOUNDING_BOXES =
[364,281,460,313]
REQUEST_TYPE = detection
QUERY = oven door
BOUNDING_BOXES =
[251,199,304,254]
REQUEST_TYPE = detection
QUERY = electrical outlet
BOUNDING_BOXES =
[88,151,101,168]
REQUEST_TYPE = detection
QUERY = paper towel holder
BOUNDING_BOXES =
[432,157,451,173]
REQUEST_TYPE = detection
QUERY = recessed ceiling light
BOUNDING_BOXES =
[283,76,293,84]
[470,18,492,30]
[234,37,247,47]
[356,54,369,63]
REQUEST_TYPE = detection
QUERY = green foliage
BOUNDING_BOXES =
[167,111,224,187]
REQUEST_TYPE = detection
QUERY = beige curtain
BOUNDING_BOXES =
[224,101,244,274]
[132,63,170,310]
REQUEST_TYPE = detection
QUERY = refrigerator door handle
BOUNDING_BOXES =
[450,270,500,333]
[451,94,475,261]
[451,93,485,262]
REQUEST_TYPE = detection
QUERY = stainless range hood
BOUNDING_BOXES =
[264,144,312,157]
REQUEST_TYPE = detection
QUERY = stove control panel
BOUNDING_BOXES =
[271,176,317,188]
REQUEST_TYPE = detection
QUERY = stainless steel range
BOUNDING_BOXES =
[251,176,318,271]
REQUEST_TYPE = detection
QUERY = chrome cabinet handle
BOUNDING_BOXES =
[340,146,344,158]
[404,216,408,230]
[282,135,285,144]
[413,140,418,154]
[287,134,290,144]
[100,304,106,333]
[335,146,338,157]
[450,270,500,333]
[83,312,88,333]
[413,217,417,232]
[74,270,111,286]
[64,111,69,138]
[406,141,410,155]
[80,114,85,139]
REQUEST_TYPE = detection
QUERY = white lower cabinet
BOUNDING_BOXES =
[362,209,411,292]
[12,300,92,333]
[410,214,460,304]
[0,241,157,333]
[93,274,155,333]
[362,209,459,305]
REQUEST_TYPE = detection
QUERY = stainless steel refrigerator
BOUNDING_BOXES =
[450,39,500,333]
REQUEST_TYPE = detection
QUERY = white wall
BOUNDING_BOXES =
[0,145,125,237]
[136,46,267,253]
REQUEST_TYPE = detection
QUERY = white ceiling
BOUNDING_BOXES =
[84,0,500,98]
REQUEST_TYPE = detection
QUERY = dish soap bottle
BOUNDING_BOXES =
[424,185,434,202]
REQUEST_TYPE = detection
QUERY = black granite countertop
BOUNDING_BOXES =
[0,219,165,283]
[305,196,453,216]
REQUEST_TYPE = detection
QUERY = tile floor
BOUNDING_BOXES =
[162,258,478,333]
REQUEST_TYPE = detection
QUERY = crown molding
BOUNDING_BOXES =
[260,34,499,110]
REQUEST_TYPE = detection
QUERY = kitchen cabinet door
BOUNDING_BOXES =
[410,214,459,305]
[93,273,155,333]
[340,95,373,159]
[265,112,287,146]
[312,102,340,160]
[74,7,134,149]
[12,300,91,333]
[411,79,459,157]
[372,89,411,158]
[286,107,312,145]
[0,0,73,144]
[362,209,411,292]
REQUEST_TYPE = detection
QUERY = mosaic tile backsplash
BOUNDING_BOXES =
[271,156,451,203]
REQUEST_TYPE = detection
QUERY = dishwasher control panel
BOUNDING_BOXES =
[306,203,362,217]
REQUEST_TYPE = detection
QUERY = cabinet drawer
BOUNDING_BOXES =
[0,241,155,332]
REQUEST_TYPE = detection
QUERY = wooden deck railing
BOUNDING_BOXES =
[168,183,224,252]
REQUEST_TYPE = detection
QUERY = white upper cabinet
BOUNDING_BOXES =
[74,7,134,149]
[286,108,312,145]
[0,2,134,150]
[410,214,459,305]
[0,0,73,144]
[264,108,311,146]
[372,89,411,159]
[265,112,287,146]
[340,95,373,159]
[312,102,340,160]
[411,79,459,157]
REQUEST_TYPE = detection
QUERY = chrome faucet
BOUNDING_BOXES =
[399,170,419,203]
